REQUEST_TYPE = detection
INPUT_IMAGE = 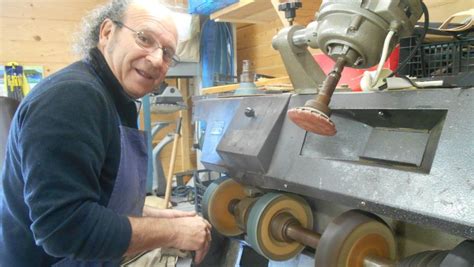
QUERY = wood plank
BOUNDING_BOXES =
[211,0,278,23]
[0,1,107,21]
[212,17,272,24]
[210,0,255,18]
[0,17,79,42]
[201,76,290,94]
[237,20,282,50]
[238,43,281,61]
[178,79,194,172]
[239,9,277,24]
[0,40,78,63]
[240,54,283,70]
[211,1,255,21]
[239,52,281,66]
[0,1,104,78]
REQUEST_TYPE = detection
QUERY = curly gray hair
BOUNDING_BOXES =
[73,0,132,60]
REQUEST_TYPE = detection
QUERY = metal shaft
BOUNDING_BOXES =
[315,56,346,106]
[270,213,321,249]
[267,210,398,266]
[285,223,321,249]
[229,197,258,231]
[303,56,346,116]
[363,254,396,267]
[284,219,396,267]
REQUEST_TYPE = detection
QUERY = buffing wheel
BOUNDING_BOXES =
[315,210,396,267]
[246,193,313,261]
[201,178,246,236]
[287,106,336,136]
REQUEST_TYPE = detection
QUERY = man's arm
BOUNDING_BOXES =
[142,205,196,218]
[125,215,212,263]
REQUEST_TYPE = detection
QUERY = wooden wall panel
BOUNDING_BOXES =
[0,0,107,74]
[1,17,78,42]
[0,1,106,21]
[236,0,471,78]
[1,40,74,63]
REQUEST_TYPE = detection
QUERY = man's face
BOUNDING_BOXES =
[98,4,178,99]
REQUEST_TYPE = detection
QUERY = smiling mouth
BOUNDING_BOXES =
[135,68,153,80]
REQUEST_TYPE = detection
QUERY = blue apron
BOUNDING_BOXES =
[52,124,148,267]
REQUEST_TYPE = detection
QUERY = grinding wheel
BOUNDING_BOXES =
[246,193,313,261]
[201,178,246,236]
[315,210,396,267]
[287,106,336,136]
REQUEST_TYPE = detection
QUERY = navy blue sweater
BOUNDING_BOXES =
[0,48,139,266]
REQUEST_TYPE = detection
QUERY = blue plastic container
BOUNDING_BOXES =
[188,0,239,15]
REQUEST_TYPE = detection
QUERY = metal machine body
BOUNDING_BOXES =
[194,88,474,240]
[309,0,422,68]
[195,0,473,264]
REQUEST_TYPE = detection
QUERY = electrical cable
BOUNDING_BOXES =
[398,75,420,88]
[388,0,429,78]
[371,30,396,87]
[172,185,194,197]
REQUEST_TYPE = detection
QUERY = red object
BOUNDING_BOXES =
[287,107,336,136]
[313,46,400,91]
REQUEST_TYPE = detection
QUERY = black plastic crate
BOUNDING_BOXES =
[399,37,474,87]
[193,169,226,214]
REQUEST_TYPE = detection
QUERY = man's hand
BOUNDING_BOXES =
[126,212,212,264]
[169,216,212,264]
[143,205,196,218]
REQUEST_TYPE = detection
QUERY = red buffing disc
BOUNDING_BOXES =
[287,107,337,136]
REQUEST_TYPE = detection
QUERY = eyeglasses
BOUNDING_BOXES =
[111,20,180,67]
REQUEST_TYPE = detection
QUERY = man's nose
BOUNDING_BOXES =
[146,49,165,68]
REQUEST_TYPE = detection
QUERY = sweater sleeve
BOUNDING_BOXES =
[18,80,132,260]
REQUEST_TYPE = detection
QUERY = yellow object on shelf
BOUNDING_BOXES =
[4,62,30,101]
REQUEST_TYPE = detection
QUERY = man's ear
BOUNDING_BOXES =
[98,19,114,48]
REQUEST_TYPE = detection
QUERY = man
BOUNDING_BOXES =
[0,0,211,266]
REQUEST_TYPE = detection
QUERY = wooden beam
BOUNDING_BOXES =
[210,0,255,20]
[178,78,193,172]
[210,0,278,24]
[214,18,270,24]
